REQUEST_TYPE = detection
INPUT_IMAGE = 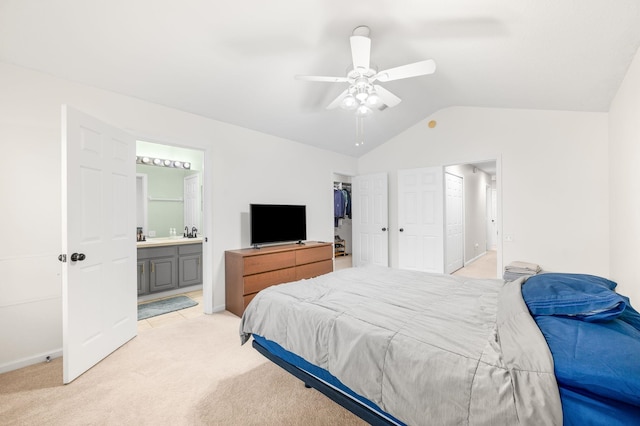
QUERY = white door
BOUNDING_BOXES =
[445,173,464,273]
[352,173,388,267]
[62,105,137,384]
[184,173,200,232]
[398,167,444,273]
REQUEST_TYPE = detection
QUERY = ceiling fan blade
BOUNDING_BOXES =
[326,89,349,110]
[374,59,436,82]
[295,75,349,83]
[350,35,371,71]
[373,85,401,108]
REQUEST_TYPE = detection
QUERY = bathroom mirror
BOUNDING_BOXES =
[136,141,203,239]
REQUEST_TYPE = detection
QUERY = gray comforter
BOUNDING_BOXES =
[240,266,562,425]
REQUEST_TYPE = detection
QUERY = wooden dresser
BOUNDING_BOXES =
[225,242,333,317]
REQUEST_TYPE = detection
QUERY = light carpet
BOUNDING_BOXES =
[0,312,364,425]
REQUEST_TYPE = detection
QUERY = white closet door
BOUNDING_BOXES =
[398,167,444,273]
[445,172,464,273]
[352,173,388,267]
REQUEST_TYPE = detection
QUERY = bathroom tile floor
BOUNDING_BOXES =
[137,289,204,331]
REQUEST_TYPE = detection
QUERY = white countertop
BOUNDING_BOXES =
[137,236,203,248]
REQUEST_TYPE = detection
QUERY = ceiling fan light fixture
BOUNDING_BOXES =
[355,89,369,102]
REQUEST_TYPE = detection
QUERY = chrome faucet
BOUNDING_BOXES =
[184,226,189,238]
[191,227,197,238]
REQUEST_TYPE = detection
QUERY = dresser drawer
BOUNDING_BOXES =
[296,259,333,281]
[296,245,333,265]
[244,251,296,275]
[244,267,296,295]
[244,293,258,311]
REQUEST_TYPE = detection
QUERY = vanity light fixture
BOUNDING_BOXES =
[136,156,192,169]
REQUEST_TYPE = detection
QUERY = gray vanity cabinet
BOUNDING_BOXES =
[178,244,202,287]
[137,260,149,295]
[137,243,202,296]
[148,255,178,293]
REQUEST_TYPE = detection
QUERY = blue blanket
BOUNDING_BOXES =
[522,273,640,425]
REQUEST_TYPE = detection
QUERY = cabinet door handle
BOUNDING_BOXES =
[151,262,154,273]
[197,256,200,265]
[141,264,144,274]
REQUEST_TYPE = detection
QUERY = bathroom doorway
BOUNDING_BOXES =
[135,140,207,306]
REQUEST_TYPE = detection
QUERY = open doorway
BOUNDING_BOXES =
[333,173,353,270]
[446,160,499,279]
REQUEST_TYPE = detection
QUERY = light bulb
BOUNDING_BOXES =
[163,159,172,167]
[173,161,182,168]
[341,94,357,110]
[153,158,161,166]
[183,162,191,169]
[367,92,380,106]
[356,104,372,117]
[142,157,150,164]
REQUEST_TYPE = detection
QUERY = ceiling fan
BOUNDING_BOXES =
[296,25,436,117]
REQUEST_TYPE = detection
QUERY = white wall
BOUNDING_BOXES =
[609,46,640,305]
[0,62,356,372]
[358,107,610,280]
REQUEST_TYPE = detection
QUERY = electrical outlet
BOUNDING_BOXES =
[504,235,513,242]
[148,230,156,237]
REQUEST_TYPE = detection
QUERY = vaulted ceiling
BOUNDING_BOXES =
[1,1,639,157]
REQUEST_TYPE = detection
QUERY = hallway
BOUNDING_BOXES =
[452,250,498,279]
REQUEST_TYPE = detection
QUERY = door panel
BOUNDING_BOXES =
[445,173,464,273]
[62,105,137,384]
[352,173,388,267]
[398,167,444,273]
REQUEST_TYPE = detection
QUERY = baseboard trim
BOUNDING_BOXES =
[465,251,488,267]
[211,304,226,313]
[0,349,62,374]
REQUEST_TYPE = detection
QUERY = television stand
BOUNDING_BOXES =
[296,240,305,245]
[225,242,333,316]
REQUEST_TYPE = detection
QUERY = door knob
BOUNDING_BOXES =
[399,228,404,232]
[381,227,387,232]
[70,253,86,262]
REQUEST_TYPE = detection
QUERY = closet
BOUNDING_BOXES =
[333,176,352,259]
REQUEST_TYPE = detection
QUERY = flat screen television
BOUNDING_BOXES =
[250,204,307,247]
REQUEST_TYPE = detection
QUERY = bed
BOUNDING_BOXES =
[240,266,640,425]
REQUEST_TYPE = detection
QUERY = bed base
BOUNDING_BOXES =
[252,339,398,426]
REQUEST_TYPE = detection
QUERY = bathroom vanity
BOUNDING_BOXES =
[136,238,203,296]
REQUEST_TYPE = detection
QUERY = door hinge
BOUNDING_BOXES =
[58,254,67,263]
